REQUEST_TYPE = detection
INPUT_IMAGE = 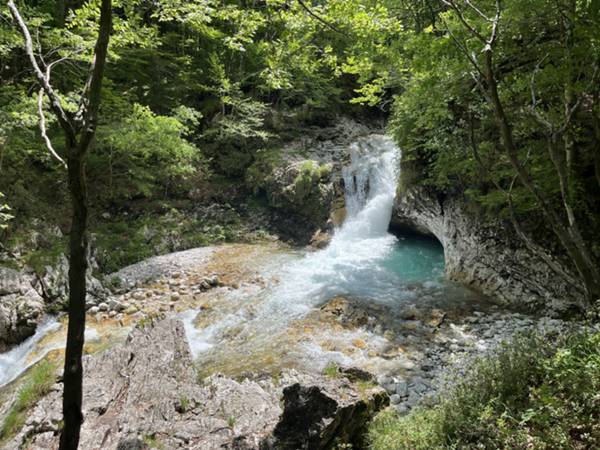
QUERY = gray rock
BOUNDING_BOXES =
[395,381,408,397]
[35,254,110,308]
[6,318,388,450]
[389,394,401,405]
[392,187,583,312]
[0,267,45,351]
[109,247,215,288]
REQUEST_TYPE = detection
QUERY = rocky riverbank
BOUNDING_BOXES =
[1,241,594,449]
[2,318,388,450]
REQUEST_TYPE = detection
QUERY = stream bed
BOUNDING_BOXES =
[0,135,528,416]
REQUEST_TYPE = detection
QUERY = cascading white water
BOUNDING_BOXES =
[184,135,402,358]
[1,134,415,384]
[263,135,400,314]
[0,319,61,387]
[0,321,103,388]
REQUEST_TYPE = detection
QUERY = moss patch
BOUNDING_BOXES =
[0,360,57,442]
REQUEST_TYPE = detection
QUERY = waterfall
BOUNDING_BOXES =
[184,134,402,358]
[0,135,403,378]
[265,134,401,311]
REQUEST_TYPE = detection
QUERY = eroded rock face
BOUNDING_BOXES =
[5,318,387,450]
[392,187,581,313]
[250,119,382,243]
[0,267,45,352]
[34,254,111,310]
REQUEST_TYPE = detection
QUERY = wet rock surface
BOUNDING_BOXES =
[254,119,382,243]
[306,295,598,417]
[109,246,216,290]
[4,318,387,450]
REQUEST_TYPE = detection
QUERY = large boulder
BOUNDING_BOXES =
[245,118,380,243]
[266,160,335,227]
[0,267,45,351]
[5,318,387,449]
[267,372,388,449]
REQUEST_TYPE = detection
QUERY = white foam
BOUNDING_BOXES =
[0,318,61,386]
[184,135,403,363]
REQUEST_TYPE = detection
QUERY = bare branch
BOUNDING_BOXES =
[487,0,501,46]
[440,0,487,43]
[464,0,491,22]
[37,57,71,169]
[38,89,67,169]
[7,0,76,143]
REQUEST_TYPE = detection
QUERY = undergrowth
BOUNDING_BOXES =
[368,331,600,450]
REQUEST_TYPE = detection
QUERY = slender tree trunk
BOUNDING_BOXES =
[8,1,111,447]
[592,91,600,190]
[60,153,89,450]
[55,0,66,28]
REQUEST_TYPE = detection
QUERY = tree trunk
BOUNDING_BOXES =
[59,153,89,450]
[481,49,600,305]
[55,0,66,28]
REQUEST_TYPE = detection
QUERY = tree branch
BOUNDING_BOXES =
[7,0,76,143]
[296,0,346,36]
[76,0,112,156]
[38,89,67,169]
[440,0,487,43]
[37,58,70,169]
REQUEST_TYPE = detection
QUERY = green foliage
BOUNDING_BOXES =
[0,360,56,442]
[92,104,201,201]
[178,395,190,413]
[368,331,600,450]
[93,204,251,273]
[323,362,340,378]
[388,0,600,233]
[245,148,283,193]
[142,433,165,450]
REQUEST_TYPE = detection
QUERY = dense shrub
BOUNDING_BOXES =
[368,331,600,450]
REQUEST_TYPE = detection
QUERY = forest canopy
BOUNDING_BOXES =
[1,0,599,299]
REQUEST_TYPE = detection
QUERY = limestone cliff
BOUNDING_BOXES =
[392,187,582,314]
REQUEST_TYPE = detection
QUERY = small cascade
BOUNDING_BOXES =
[264,135,401,314]
[0,319,61,387]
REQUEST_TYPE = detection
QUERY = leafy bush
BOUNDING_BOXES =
[368,331,600,450]
[92,104,202,202]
